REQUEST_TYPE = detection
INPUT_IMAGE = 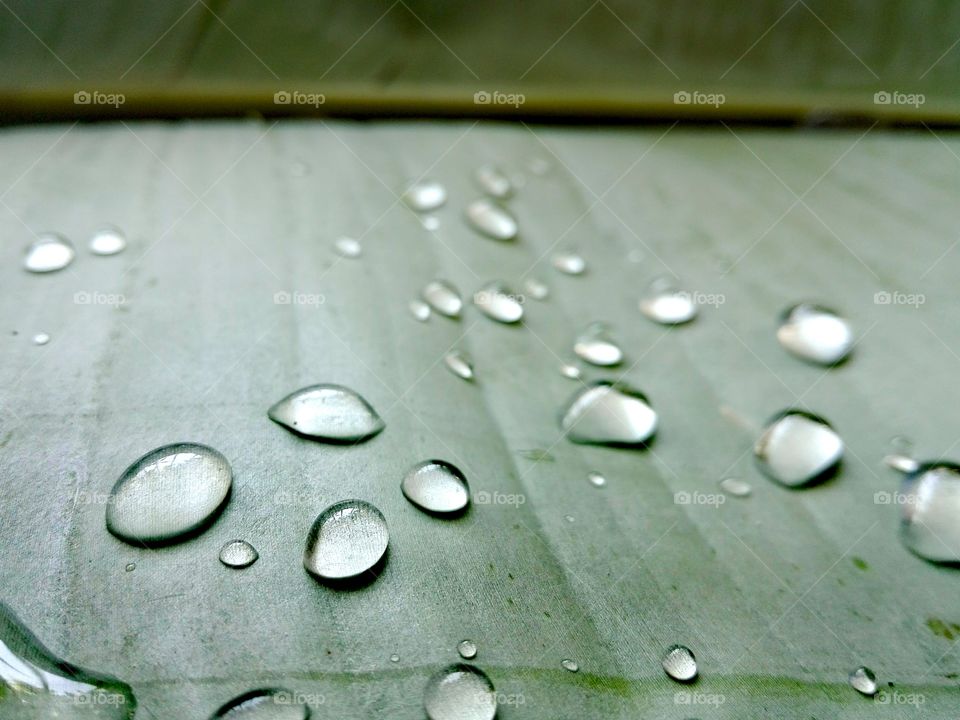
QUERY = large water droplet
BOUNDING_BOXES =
[457,640,477,659]
[333,236,362,258]
[402,460,470,515]
[89,226,127,256]
[662,645,698,682]
[464,199,517,241]
[754,410,843,487]
[444,350,475,381]
[561,381,657,447]
[639,280,697,325]
[552,251,586,275]
[219,539,259,569]
[268,385,385,443]
[560,658,579,672]
[848,666,877,696]
[899,462,960,563]
[474,165,512,199]
[777,304,853,366]
[422,280,463,318]
[0,602,137,717]
[106,443,232,545]
[303,500,389,581]
[23,233,75,273]
[423,664,496,720]
[524,277,549,300]
[403,180,447,212]
[573,323,623,367]
[211,688,309,718]
[588,471,607,487]
[719,477,752,497]
[32,332,50,346]
[474,282,523,323]
[410,300,432,322]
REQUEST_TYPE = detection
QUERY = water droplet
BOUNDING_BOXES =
[422,280,463,318]
[88,226,127,256]
[125,562,136,572]
[390,654,400,663]
[464,199,517,241]
[0,602,137,716]
[524,277,549,300]
[402,460,470,515]
[890,435,913,453]
[551,251,586,275]
[719,477,751,497]
[560,363,582,380]
[474,282,523,323]
[403,180,447,212]
[421,215,441,231]
[23,233,75,273]
[848,666,878,696]
[564,514,575,523]
[334,236,362,258]
[444,350,475,381]
[899,462,960,563]
[474,165,512,199]
[106,443,232,545]
[573,323,623,367]
[662,644,697,682]
[303,500,389,581]
[219,539,259,569]
[211,688,309,718]
[885,454,920,474]
[457,640,478,659]
[423,664,496,720]
[639,279,697,325]
[561,658,579,672]
[588,471,607,487]
[754,410,843,487]
[268,385,385,443]
[31,332,49,346]
[777,303,853,365]
[560,381,657,447]
[410,300,432,322]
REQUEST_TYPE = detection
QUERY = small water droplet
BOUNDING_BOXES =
[848,666,878,696]
[105,443,232,545]
[423,280,463,318]
[444,350,475,381]
[588,471,607,487]
[560,381,657,447]
[777,303,853,365]
[464,199,517,241]
[303,500,389,581]
[211,688,309,718]
[23,233,75,273]
[639,279,697,325]
[551,251,586,275]
[457,639,478,659]
[88,226,127,255]
[560,363,582,380]
[524,277,549,300]
[403,180,447,212]
[885,454,920,474]
[390,654,400,663]
[410,300,432,322]
[474,165,512,199]
[474,282,523,323]
[662,644,697,682]
[422,214,441,231]
[719,477,751,497]
[31,332,50,346]
[561,658,579,672]
[219,539,259,569]
[402,460,470,515]
[573,323,623,367]
[334,236,362,258]
[899,462,960,563]
[754,410,843,487]
[564,514,575,523]
[268,385,385,442]
[423,664,496,720]
[125,562,136,572]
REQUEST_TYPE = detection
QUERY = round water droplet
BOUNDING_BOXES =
[105,443,232,545]
[573,323,623,367]
[588,471,607,487]
[23,233,75,273]
[31,332,50,346]
[754,410,843,487]
[560,363,582,380]
[410,300,432,322]
[561,381,657,447]
[422,280,463,318]
[899,462,960,563]
[457,640,478,659]
[403,180,447,212]
[552,251,586,275]
[268,385,385,442]
[421,215,441,231]
[402,460,470,515]
[662,644,697,682]
[219,539,259,569]
[474,165,512,199]
[211,688,309,718]
[125,562,136,572]
[303,500,389,581]
[444,350,475,381]
[423,664,496,720]
[88,226,127,255]
[390,654,400,663]
[474,282,523,323]
[464,199,517,241]
[561,658,579,672]
[524,277,549,300]
[777,303,853,365]
[848,666,877,696]
[719,477,751,497]
[334,236,362,258]
[639,280,697,325]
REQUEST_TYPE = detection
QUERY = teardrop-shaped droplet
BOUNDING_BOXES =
[0,602,137,717]
[474,282,523,323]
[777,303,853,365]
[573,323,623,367]
[639,279,697,325]
[464,199,517,241]
[303,500,389,581]
[719,477,752,497]
[268,385,385,442]
[560,363,582,380]
[219,539,259,569]
[524,277,549,300]
[334,236,362,258]
[561,381,657,447]
[551,251,586,275]
[848,666,877,697]
[754,410,843,487]
[89,226,127,256]
[403,180,447,212]
[23,233,75,273]
[106,443,232,545]
[211,688,309,718]
[474,165,512,199]
[422,280,463,318]
[402,460,470,515]
[560,658,579,672]
[899,462,960,563]
[423,664,496,720]
[457,640,478,659]
[410,300,432,322]
[588,471,607,487]
[662,645,697,682]
[32,332,50,346]
[444,350,475,381]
